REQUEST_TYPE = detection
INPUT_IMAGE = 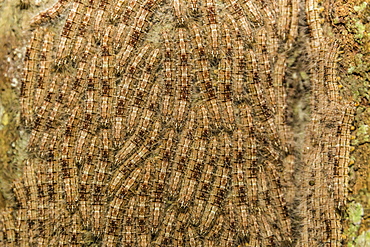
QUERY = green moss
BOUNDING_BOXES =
[348,224,361,239]
[344,2,370,44]
[300,71,309,80]
[346,202,365,246]
[348,202,364,224]
[354,2,368,13]
[352,125,370,145]
[354,20,366,40]
[348,66,357,74]
[354,230,370,247]
[346,54,370,76]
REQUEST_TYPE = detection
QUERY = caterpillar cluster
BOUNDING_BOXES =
[0,0,354,246]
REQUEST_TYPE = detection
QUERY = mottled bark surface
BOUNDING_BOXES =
[0,0,369,246]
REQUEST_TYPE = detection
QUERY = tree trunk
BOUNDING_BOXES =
[0,0,369,246]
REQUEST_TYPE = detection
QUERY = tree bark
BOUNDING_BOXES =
[0,0,369,246]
